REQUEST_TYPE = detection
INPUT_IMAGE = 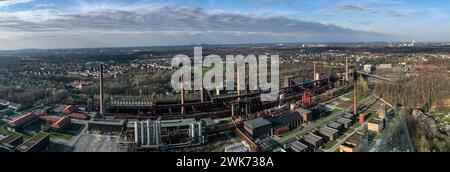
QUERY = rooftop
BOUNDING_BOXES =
[327,122,343,129]
[269,112,302,127]
[319,126,339,134]
[287,140,308,152]
[244,118,272,129]
[16,132,49,152]
[305,133,322,142]
[345,133,364,146]
[89,120,125,126]
[337,118,352,124]
[369,118,383,124]
[0,133,22,144]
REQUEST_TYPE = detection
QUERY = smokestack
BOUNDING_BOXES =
[237,69,240,102]
[345,57,349,82]
[354,83,357,115]
[99,64,104,118]
[353,65,357,116]
[200,88,204,103]
[180,74,185,115]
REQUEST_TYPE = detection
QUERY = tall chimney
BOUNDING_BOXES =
[345,57,349,82]
[200,88,204,103]
[180,74,185,115]
[99,64,104,118]
[353,66,357,116]
[237,69,241,102]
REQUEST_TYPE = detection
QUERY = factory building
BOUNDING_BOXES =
[337,118,353,129]
[368,118,384,133]
[340,133,367,152]
[285,140,309,152]
[0,143,14,152]
[269,112,302,136]
[304,133,323,150]
[243,118,272,139]
[15,132,50,152]
[0,132,23,148]
[318,126,339,141]
[134,119,204,150]
[51,116,71,130]
[8,113,39,130]
[327,121,344,132]
[88,120,125,135]
[343,114,355,122]
[296,108,312,123]
[61,105,77,114]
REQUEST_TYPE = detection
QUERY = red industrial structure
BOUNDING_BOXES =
[359,114,365,123]
[69,113,90,120]
[302,91,312,107]
[51,117,71,130]
[8,113,39,128]
[61,105,76,114]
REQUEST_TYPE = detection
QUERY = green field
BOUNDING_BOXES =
[343,92,366,102]
[50,132,73,141]
[323,140,338,149]
[0,124,13,136]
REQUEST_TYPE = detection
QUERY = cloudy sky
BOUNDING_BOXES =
[0,0,449,50]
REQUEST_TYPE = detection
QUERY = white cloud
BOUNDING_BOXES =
[0,0,33,7]
[0,5,390,49]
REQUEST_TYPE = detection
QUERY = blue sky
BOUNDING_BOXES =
[0,0,450,49]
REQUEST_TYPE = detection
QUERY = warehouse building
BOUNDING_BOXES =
[304,133,323,150]
[0,143,14,152]
[343,114,355,122]
[244,118,272,139]
[368,118,384,133]
[16,132,50,152]
[296,108,312,123]
[327,121,344,131]
[8,113,39,130]
[337,118,353,129]
[318,126,340,141]
[285,140,309,152]
[88,120,125,135]
[340,133,366,152]
[269,112,302,136]
[51,117,71,130]
[0,132,23,148]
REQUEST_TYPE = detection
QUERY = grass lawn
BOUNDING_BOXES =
[323,140,338,149]
[0,124,13,136]
[337,102,352,109]
[50,132,74,141]
[66,123,84,133]
[343,92,366,102]
[345,128,355,135]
